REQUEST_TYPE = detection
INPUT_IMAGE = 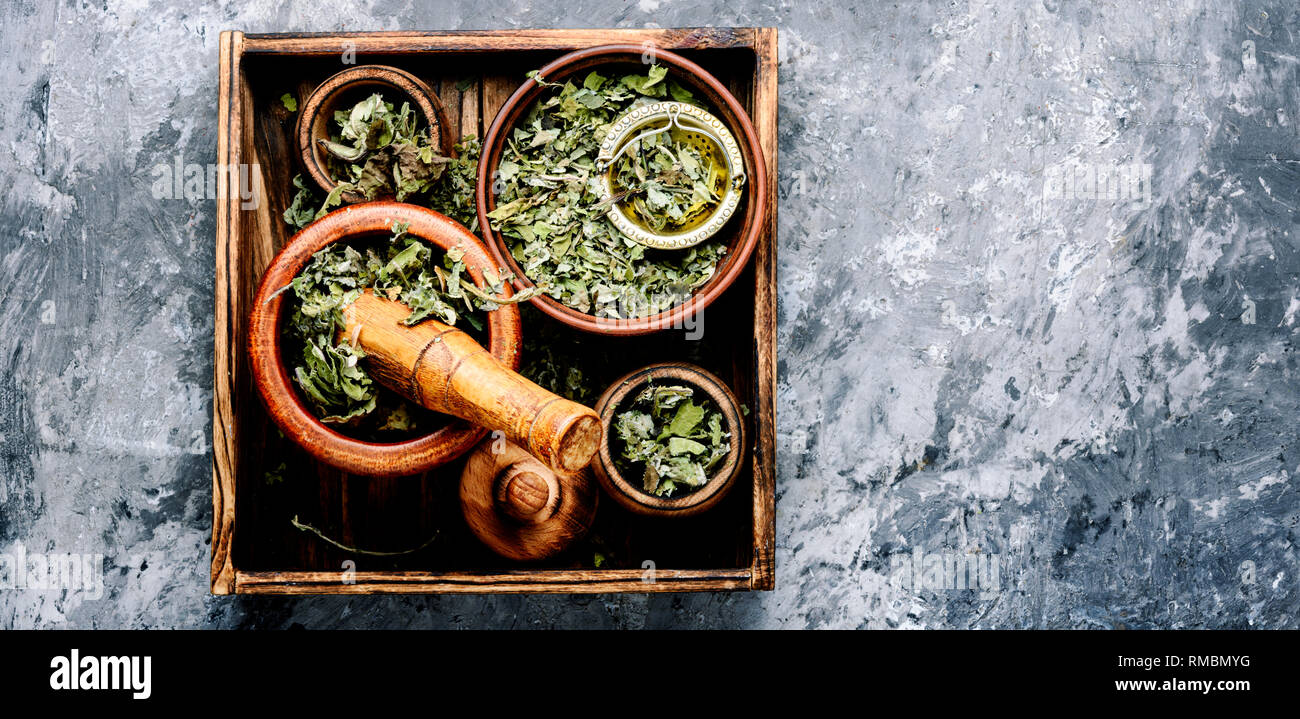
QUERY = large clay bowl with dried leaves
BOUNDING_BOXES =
[297,65,453,203]
[248,202,522,478]
[591,362,745,517]
[476,45,768,335]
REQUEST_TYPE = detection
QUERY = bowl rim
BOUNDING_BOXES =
[591,362,745,516]
[247,201,522,478]
[296,64,454,201]
[475,44,768,336]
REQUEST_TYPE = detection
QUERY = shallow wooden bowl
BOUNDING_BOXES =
[476,45,768,335]
[591,362,745,517]
[297,64,453,203]
[247,201,522,478]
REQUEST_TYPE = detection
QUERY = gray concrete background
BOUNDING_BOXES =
[1,0,1297,628]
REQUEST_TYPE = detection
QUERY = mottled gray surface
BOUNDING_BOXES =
[1,0,1297,629]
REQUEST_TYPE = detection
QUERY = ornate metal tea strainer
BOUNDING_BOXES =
[595,101,747,250]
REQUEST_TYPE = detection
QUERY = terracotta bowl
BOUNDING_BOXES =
[591,362,745,517]
[475,45,768,335]
[248,201,522,478]
[297,65,453,203]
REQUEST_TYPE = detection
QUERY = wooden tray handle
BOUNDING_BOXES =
[341,291,601,473]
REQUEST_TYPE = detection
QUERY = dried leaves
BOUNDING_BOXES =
[285,137,483,234]
[612,383,729,497]
[488,66,727,319]
[277,105,519,437]
[283,98,489,234]
[517,307,602,406]
[319,93,450,203]
[422,136,483,231]
[610,128,726,234]
[281,222,492,430]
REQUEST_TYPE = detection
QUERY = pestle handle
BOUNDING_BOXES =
[340,291,601,473]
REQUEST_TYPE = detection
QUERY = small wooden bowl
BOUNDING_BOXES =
[476,45,768,335]
[591,363,745,517]
[248,201,522,478]
[296,65,453,203]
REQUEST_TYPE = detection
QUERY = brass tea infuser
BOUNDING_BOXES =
[595,101,747,250]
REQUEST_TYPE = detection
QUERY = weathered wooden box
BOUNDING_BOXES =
[212,28,777,594]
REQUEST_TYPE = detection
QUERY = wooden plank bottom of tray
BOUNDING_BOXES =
[235,569,753,594]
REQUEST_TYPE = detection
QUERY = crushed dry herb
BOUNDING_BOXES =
[517,307,601,406]
[488,65,728,319]
[319,92,449,204]
[612,383,730,497]
[422,136,483,231]
[608,123,726,233]
[280,221,509,434]
[284,137,483,232]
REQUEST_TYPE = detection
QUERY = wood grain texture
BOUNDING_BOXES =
[240,28,757,55]
[210,29,243,595]
[437,77,464,141]
[235,568,750,594]
[458,78,481,141]
[750,27,778,591]
[339,292,601,473]
[480,75,516,134]
[212,27,777,595]
[459,438,599,561]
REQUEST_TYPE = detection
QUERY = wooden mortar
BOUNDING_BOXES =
[251,202,530,477]
[460,438,599,561]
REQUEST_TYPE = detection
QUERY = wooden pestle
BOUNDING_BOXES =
[460,437,599,561]
[339,290,602,473]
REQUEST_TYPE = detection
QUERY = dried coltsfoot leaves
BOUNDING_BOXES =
[612,383,730,497]
[280,222,498,429]
[488,66,728,320]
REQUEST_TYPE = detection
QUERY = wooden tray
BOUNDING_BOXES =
[212,28,777,595]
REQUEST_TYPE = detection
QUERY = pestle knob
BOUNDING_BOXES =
[460,438,599,561]
[340,290,602,473]
[494,458,560,523]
